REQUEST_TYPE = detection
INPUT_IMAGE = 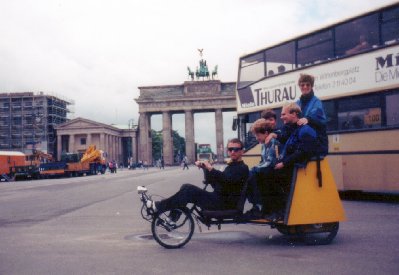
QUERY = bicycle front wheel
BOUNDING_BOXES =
[151,208,194,249]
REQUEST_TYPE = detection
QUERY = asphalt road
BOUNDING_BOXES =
[1,166,398,275]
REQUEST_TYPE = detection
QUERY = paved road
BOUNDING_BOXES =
[0,166,398,274]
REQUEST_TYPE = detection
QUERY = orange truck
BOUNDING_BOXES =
[0,151,26,181]
[39,145,107,178]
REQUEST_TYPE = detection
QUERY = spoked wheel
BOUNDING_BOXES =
[151,208,194,249]
[275,222,339,245]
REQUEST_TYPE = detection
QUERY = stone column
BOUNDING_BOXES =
[132,133,137,163]
[109,135,113,161]
[104,134,108,159]
[113,135,117,162]
[118,137,122,164]
[185,110,195,164]
[100,133,105,151]
[87,133,92,147]
[162,111,173,165]
[108,134,112,160]
[57,135,62,161]
[69,134,75,153]
[138,112,152,164]
[215,109,224,163]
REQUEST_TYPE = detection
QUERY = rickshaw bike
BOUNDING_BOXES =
[137,158,346,249]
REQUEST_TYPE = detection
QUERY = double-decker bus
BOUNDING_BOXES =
[197,144,215,162]
[235,3,399,193]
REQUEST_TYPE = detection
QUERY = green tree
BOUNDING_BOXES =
[173,130,185,163]
[151,130,185,164]
[151,130,162,162]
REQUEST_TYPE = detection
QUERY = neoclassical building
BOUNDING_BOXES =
[55,117,137,165]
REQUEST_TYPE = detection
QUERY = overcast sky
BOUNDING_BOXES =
[0,0,396,151]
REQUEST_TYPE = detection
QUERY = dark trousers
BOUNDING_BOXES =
[156,183,223,212]
[247,167,292,214]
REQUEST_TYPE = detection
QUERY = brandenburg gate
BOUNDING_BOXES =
[135,54,236,165]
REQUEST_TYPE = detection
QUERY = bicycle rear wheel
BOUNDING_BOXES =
[300,222,339,245]
[151,208,194,249]
[275,222,339,245]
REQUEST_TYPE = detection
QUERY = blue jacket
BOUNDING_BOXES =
[279,124,317,167]
[297,91,328,155]
[250,138,280,175]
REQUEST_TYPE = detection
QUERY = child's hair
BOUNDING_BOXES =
[250,118,274,134]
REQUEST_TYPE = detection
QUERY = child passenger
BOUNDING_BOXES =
[244,118,280,218]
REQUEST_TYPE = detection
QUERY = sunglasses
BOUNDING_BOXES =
[227,147,242,152]
[299,83,311,87]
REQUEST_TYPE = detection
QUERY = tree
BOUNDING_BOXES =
[151,130,186,164]
[151,130,162,162]
[173,130,185,163]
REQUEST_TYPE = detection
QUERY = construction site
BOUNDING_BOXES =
[0,92,73,157]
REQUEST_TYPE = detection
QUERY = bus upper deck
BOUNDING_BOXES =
[235,3,399,193]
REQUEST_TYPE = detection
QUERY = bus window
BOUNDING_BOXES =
[324,100,338,132]
[297,30,333,67]
[337,94,382,131]
[265,42,295,75]
[238,52,265,88]
[381,6,399,45]
[336,14,379,56]
[386,93,399,127]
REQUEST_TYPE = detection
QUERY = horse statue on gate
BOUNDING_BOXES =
[195,59,210,80]
[186,49,218,81]
[187,66,195,81]
[212,65,218,80]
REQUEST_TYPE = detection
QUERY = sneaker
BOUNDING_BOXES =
[165,217,176,227]
[169,209,182,223]
[243,206,263,219]
[155,217,176,230]
[137,186,148,194]
[146,200,157,212]
[265,211,284,222]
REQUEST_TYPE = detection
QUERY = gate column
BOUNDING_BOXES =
[185,110,195,164]
[139,112,152,165]
[215,109,224,163]
[162,111,174,165]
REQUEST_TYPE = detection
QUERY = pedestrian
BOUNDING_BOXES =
[182,156,189,170]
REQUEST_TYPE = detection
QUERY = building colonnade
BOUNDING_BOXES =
[55,118,137,166]
[138,108,225,166]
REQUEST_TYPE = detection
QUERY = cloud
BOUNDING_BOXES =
[0,0,397,150]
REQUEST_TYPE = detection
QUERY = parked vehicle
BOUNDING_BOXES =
[0,151,26,181]
[38,145,107,178]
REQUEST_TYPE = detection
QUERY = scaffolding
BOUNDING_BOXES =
[0,92,73,156]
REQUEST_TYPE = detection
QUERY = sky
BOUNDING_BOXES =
[0,0,397,151]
